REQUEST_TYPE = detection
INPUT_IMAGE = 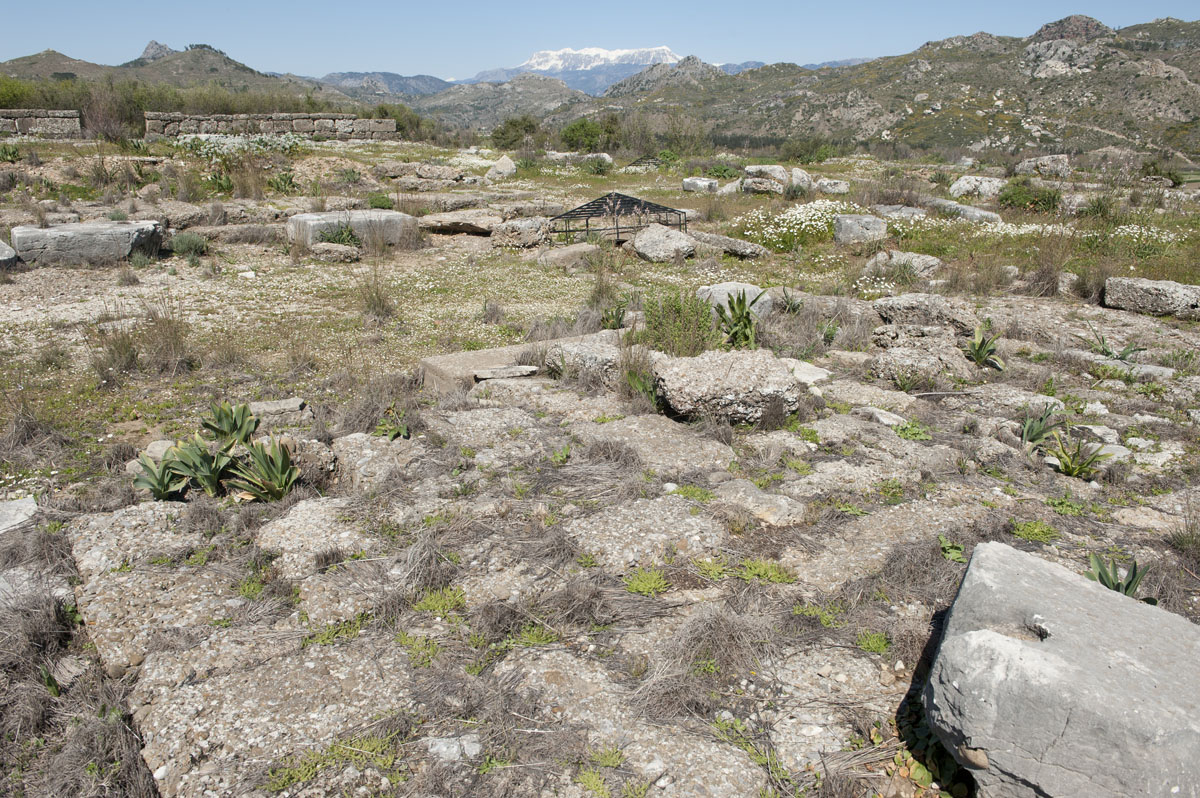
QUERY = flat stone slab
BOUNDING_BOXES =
[689,230,769,259]
[654,349,804,424]
[474,364,538,381]
[833,214,887,244]
[417,209,504,234]
[564,495,725,570]
[330,433,424,494]
[925,542,1200,798]
[576,414,734,474]
[418,330,618,394]
[255,498,372,580]
[67,502,193,581]
[12,220,163,266]
[130,630,413,798]
[248,397,312,428]
[0,496,38,536]
[285,209,418,247]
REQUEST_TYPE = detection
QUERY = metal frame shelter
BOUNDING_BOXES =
[549,192,687,242]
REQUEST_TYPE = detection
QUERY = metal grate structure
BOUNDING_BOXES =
[548,192,686,242]
[626,154,663,169]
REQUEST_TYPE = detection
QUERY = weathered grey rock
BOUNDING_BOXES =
[330,432,423,493]
[485,154,516,180]
[565,496,725,569]
[742,177,785,195]
[874,293,978,334]
[655,349,804,424]
[926,198,1002,224]
[577,414,733,474]
[872,204,927,220]
[537,242,599,271]
[870,325,974,382]
[925,542,1200,798]
[865,250,944,279]
[309,242,359,263]
[851,406,906,426]
[473,365,538,381]
[12,220,163,266]
[1015,154,1070,178]
[815,178,849,194]
[682,176,718,192]
[545,337,625,386]
[1104,277,1200,320]
[689,230,770,259]
[417,209,504,235]
[248,397,312,428]
[0,239,16,269]
[833,214,887,244]
[491,216,549,248]
[697,282,772,318]
[0,566,72,610]
[744,164,789,185]
[631,223,696,262]
[715,479,806,526]
[948,175,1007,200]
[716,179,742,195]
[791,168,814,191]
[285,209,418,247]
[0,497,38,537]
[255,498,370,580]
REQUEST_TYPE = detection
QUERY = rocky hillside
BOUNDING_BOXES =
[409,74,589,131]
[319,72,452,98]
[0,45,351,102]
[547,15,1200,157]
[603,55,727,98]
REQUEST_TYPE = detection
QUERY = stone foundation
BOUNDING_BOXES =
[143,112,398,141]
[0,109,82,138]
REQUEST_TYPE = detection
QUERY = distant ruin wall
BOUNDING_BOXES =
[0,109,82,138]
[144,112,398,140]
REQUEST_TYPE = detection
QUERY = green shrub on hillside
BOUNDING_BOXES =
[998,178,1060,213]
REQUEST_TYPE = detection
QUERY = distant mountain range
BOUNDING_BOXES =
[2,20,1196,157]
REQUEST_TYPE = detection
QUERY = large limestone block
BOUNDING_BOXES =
[833,214,887,244]
[0,239,16,269]
[285,209,417,247]
[655,348,804,424]
[925,542,1200,798]
[948,175,1007,199]
[689,230,769,259]
[1104,277,1200,320]
[682,176,718,193]
[485,154,516,180]
[1014,154,1070,178]
[631,223,696,262]
[12,220,163,266]
[744,164,789,185]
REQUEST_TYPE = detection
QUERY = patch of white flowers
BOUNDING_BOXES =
[735,200,863,251]
[889,215,1185,248]
[852,274,896,299]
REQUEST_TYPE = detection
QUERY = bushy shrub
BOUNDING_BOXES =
[170,232,208,256]
[491,115,539,149]
[368,193,394,210]
[635,291,722,357]
[998,178,1060,213]
[560,118,602,152]
[780,136,843,164]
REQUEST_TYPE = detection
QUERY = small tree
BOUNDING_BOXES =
[561,118,603,152]
[491,115,540,149]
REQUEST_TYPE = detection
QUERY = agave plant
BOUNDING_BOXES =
[1020,405,1064,452]
[167,434,234,497]
[1045,430,1111,479]
[714,290,763,350]
[132,454,189,500]
[963,325,1005,371]
[1080,322,1145,362]
[229,437,300,502]
[200,401,259,447]
[1085,553,1157,604]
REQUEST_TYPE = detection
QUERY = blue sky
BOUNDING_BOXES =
[3,2,1197,79]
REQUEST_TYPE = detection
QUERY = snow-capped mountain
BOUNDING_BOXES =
[518,46,680,72]
[460,46,684,95]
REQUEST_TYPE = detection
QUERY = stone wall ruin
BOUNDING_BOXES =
[143,112,398,140]
[0,109,82,138]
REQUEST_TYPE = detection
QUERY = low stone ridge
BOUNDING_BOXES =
[689,231,770,259]
[11,220,163,266]
[285,210,418,247]
[654,348,807,423]
[815,178,850,194]
[925,198,1002,224]
[744,164,789,185]
[491,216,549,248]
[537,242,599,271]
[742,177,785,195]
[925,542,1200,798]
[418,209,504,234]
[865,250,944,279]
[0,108,82,138]
[1104,277,1200,320]
[833,214,887,244]
[631,223,696,262]
[144,112,397,140]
